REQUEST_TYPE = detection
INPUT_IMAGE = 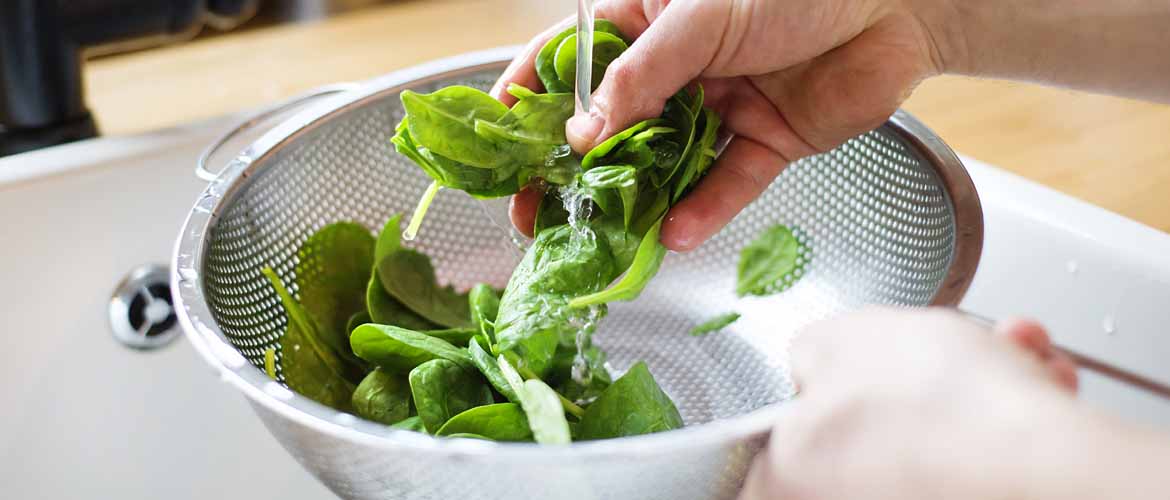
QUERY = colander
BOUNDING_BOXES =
[171,47,1134,500]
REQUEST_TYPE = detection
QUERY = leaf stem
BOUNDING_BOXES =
[517,365,586,418]
[404,180,442,241]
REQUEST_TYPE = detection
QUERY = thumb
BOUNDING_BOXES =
[567,0,731,153]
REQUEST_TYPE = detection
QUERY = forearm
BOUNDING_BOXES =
[932,0,1170,103]
[1014,399,1170,499]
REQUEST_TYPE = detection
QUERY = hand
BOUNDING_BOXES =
[737,308,1170,500]
[494,0,954,250]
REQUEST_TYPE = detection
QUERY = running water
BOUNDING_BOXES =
[575,0,595,114]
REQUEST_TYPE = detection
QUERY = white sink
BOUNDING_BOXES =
[0,116,1166,499]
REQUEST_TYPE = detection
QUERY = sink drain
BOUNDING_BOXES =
[109,264,180,350]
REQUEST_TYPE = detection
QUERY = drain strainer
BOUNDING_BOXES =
[109,264,180,350]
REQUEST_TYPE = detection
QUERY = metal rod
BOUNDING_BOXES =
[959,309,1170,401]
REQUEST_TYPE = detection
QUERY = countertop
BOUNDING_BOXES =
[85,0,1170,233]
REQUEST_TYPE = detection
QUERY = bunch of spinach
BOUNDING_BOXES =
[264,213,681,442]
[393,20,716,389]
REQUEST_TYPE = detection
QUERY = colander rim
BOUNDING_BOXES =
[172,47,981,459]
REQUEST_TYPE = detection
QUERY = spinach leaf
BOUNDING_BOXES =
[468,283,500,344]
[366,275,437,330]
[736,224,806,297]
[345,311,372,337]
[494,224,620,377]
[689,312,741,337]
[350,324,475,373]
[579,165,637,229]
[672,107,722,202]
[367,215,440,330]
[468,339,518,402]
[351,368,412,425]
[436,403,533,441]
[392,120,522,198]
[444,433,490,440]
[400,86,510,169]
[498,355,572,444]
[263,268,357,410]
[535,20,625,93]
[408,359,494,434]
[474,90,573,147]
[376,248,472,328]
[421,327,478,346]
[389,415,426,432]
[578,362,683,440]
[552,31,628,91]
[294,222,375,368]
[533,192,570,235]
[580,119,664,170]
[569,218,666,308]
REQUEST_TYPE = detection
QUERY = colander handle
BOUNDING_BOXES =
[960,310,1170,401]
[195,83,362,182]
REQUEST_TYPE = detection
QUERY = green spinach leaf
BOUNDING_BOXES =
[498,355,571,444]
[578,362,682,439]
[736,224,806,297]
[689,312,741,336]
[468,339,518,402]
[436,403,533,441]
[494,224,620,377]
[294,222,374,368]
[350,324,475,373]
[468,283,500,343]
[376,248,472,328]
[352,368,412,425]
[389,415,426,432]
[535,20,625,93]
[400,86,510,169]
[263,268,357,410]
[408,359,494,433]
[569,218,666,308]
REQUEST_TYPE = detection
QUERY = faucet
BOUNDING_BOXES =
[0,0,258,157]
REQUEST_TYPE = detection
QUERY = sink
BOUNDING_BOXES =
[0,118,332,499]
[0,112,1166,498]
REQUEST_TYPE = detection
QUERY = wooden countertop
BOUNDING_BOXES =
[86,0,1170,234]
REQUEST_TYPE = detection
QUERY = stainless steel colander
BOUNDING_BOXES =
[172,48,982,500]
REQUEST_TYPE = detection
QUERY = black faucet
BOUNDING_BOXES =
[0,0,258,157]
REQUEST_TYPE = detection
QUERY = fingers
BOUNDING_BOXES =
[660,136,789,252]
[995,318,1080,393]
[508,186,542,238]
[570,0,733,152]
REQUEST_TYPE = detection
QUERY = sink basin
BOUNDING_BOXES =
[0,111,1166,498]
[0,119,332,499]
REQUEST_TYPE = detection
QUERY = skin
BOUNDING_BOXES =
[736,308,1170,500]
[489,2,1170,497]
[495,0,1170,251]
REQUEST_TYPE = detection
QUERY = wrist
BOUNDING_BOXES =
[903,0,970,75]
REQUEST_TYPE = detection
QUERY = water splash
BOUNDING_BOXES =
[559,182,595,246]
[568,304,604,385]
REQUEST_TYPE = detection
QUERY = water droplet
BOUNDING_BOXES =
[1066,260,1079,274]
[1103,315,1116,335]
[264,381,294,400]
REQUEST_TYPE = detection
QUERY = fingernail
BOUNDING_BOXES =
[566,113,604,152]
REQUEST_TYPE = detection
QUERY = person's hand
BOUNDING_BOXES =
[740,308,1082,500]
[737,308,1170,500]
[494,0,955,250]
